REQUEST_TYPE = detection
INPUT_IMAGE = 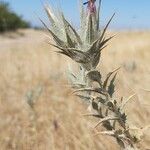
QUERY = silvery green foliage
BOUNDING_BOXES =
[43,1,141,149]
[41,0,114,87]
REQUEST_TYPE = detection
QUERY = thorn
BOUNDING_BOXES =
[94,117,119,128]
[121,93,137,110]
[93,130,115,136]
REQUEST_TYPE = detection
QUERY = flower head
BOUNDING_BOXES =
[87,0,96,14]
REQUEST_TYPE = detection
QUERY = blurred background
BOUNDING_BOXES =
[1,0,150,30]
[0,0,150,150]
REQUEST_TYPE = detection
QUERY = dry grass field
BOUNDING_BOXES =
[0,29,150,150]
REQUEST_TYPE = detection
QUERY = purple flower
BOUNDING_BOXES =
[87,0,96,14]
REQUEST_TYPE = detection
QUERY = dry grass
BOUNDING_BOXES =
[0,29,150,150]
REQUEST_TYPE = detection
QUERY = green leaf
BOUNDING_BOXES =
[98,35,114,50]
[62,14,82,45]
[96,0,102,30]
[49,43,91,63]
[121,113,127,123]
[92,101,98,111]
[86,70,102,86]
[61,13,76,48]
[92,51,101,68]
[116,138,125,148]
[39,18,65,47]
[86,15,94,44]
[107,101,114,108]
[73,87,106,96]
[96,97,106,104]
[108,73,117,97]
[75,94,91,102]
[98,13,115,45]
[103,67,121,90]
[44,6,55,25]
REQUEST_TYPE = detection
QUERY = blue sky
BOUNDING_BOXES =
[3,0,150,29]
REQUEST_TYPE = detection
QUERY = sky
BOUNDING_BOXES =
[3,0,150,29]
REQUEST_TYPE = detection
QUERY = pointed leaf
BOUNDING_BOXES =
[92,51,101,68]
[98,35,115,50]
[98,13,115,44]
[73,87,106,96]
[39,18,65,46]
[85,15,94,44]
[97,0,102,30]
[61,13,76,48]
[103,67,121,90]
[96,97,106,104]
[108,73,117,97]
[44,6,55,25]
[121,94,136,110]
[63,15,82,45]
[94,117,119,128]
[116,138,125,148]
[92,101,98,111]
[75,94,91,101]
[86,70,102,85]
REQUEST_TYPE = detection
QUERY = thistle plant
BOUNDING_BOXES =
[41,0,142,149]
